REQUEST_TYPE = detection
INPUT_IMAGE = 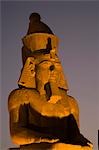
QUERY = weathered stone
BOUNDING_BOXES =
[8,12,93,150]
[22,33,58,52]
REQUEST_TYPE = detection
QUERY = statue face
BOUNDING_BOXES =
[36,59,61,84]
[35,56,68,95]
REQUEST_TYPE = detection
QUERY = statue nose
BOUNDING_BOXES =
[49,65,55,71]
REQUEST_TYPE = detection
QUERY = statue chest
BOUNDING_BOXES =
[28,100,71,128]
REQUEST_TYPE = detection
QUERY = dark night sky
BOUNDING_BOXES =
[1,1,99,150]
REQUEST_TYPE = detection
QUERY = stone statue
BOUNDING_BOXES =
[8,13,93,150]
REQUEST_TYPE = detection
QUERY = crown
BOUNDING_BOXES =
[22,33,59,53]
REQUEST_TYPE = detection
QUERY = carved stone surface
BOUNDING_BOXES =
[22,33,58,52]
[8,13,93,150]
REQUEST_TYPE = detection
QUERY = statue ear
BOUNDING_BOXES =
[18,57,36,88]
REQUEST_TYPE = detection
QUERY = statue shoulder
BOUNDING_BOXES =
[67,95,79,126]
[8,88,40,111]
[67,95,79,107]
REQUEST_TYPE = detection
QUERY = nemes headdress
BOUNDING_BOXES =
[18,13,68,91]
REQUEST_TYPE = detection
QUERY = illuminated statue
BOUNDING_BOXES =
[8,13,93,150]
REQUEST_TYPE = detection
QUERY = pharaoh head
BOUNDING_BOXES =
[18,13,68,97]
